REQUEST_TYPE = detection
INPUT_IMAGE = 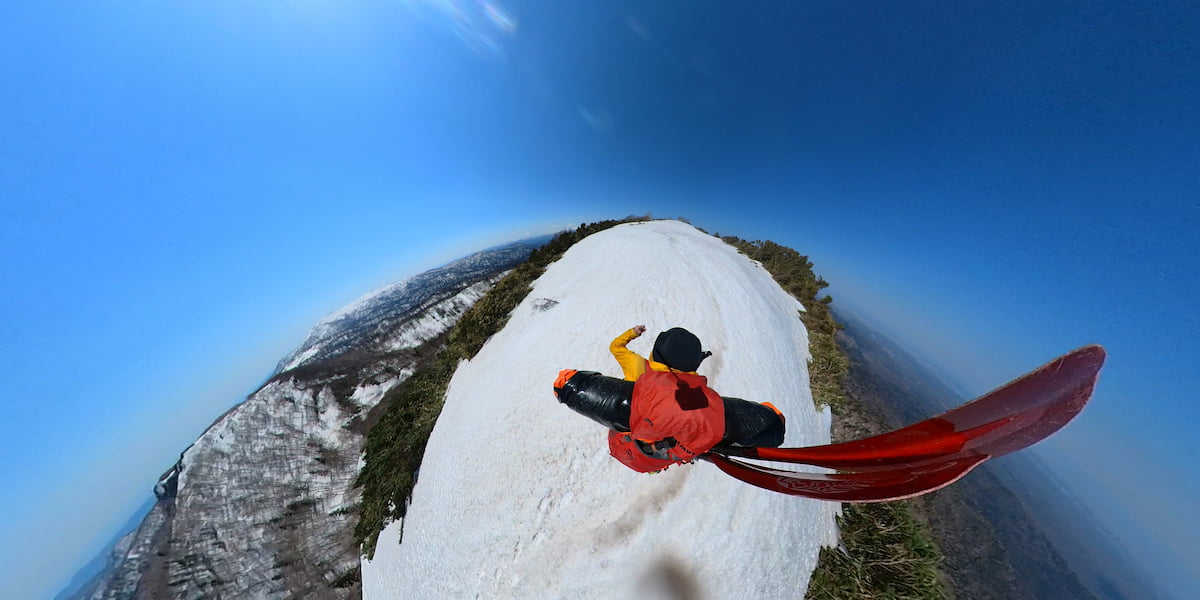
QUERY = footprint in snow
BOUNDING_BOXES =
[532,298,559,312]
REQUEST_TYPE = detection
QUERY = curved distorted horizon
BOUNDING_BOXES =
[1,2,1196,600]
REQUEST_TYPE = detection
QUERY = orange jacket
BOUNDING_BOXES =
[609,328,649,381]
[609,328,696,381]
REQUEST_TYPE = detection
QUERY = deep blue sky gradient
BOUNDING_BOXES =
[2,2,1197,599]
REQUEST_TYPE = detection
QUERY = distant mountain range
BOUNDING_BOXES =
[53,499,155,600]
[833,304,1163,600]
[58,236,550,600]
[276,235,554,374]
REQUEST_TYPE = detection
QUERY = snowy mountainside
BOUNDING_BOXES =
[74,238,546,600]
[278,238,547,373]
[363,221,839,600]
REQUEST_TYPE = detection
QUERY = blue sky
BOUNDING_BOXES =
[1,2,1196,599]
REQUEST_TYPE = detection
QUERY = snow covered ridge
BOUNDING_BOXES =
[74,238,547,600]
[277,237,549,373]
[363,220,839,600]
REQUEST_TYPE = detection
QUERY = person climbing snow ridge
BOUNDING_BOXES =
[554,326,786,473]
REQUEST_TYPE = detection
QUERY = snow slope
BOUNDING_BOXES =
[363,221,838,599]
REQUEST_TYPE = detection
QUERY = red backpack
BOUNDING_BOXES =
[609,369,726,472]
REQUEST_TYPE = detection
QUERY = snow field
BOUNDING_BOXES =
[363,221,838,599]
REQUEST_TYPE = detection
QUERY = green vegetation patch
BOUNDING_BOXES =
[330,565,361,589]
[807,502,946,600]
[354,215,650,558]
[718,237,848,410]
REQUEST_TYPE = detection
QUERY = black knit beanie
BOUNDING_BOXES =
[651,327,709,372]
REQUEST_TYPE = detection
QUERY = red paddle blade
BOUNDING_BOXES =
[723,345,1105,471]
[705,453,988,502]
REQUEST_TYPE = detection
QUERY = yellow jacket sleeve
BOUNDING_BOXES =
[610,328,648,382]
